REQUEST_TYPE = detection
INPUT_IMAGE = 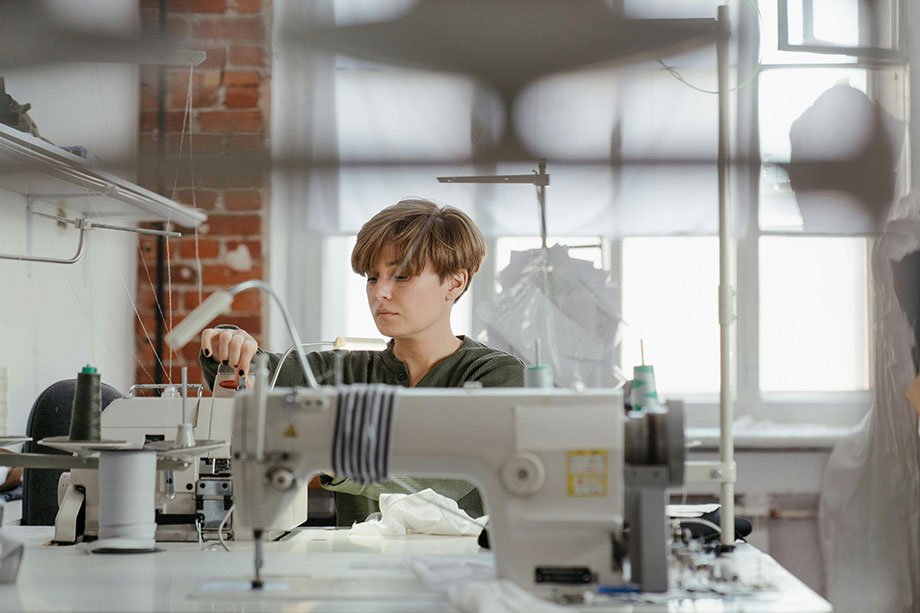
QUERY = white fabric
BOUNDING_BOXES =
[819,212,920,613]
[479,245,621,387]
[349,488,485,537]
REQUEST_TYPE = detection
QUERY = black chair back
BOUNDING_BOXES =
[21,379,121,525]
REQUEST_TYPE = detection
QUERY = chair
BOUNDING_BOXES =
[20,379,122,525]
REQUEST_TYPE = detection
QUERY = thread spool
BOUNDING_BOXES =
[526,338,553,388]
[525,364,553,388]
[69,365,101,441]
[631,364,659,413]
[95,450,157,552]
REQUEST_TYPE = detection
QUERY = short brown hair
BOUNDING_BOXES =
[351,198,486,300]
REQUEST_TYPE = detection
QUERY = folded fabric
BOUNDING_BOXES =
[349,488,486,536]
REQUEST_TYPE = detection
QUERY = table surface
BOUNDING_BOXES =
[0,526,832,612]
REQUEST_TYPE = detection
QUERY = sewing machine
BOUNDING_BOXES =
[54,391,308,544]
[231,360,645,596]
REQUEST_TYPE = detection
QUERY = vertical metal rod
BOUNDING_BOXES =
[716,4,736,550]
[154,0,168,386]
[537,159,548,249]
[181,366,188,423]
[252,530,264,589]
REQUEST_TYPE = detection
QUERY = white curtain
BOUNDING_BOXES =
[272,1,745,240]
[819,211,920,612]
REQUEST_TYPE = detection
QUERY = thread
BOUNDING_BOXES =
[525,364,554,388]
[96,450,157,551]
[69,365,101,441]
[630,364,659,413]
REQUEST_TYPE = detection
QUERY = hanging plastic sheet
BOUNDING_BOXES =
[478,245,621,388]
[819,211,920,613]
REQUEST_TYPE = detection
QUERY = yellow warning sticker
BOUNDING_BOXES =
[567,450,608,497]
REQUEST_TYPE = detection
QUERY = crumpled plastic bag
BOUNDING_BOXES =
[349,488,486,537]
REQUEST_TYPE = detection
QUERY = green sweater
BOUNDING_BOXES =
[200,335,524,526]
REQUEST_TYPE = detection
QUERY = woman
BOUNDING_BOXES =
[199,198,523,526]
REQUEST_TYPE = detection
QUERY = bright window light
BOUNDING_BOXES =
[621,237,720,395]
[760,236,869,392]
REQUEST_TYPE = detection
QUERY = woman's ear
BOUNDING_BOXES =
[446,270,469,300]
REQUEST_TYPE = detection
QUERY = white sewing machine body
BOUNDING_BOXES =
[59,395,307,543]
[232,385,627,593]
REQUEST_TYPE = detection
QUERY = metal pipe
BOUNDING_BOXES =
[0,452,188,471]
[154,0,168,386]
[0,220,87,264]
[716,3,736,550]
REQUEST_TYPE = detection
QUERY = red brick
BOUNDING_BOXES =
[136,286,183,315]
[234,0,262,14]
[194,18,264,41]
[225,71,260,88]
[225,88,259,108]
[137,235,159,262]
[166,133,223,155]
[134,368,155,387]
[228,45,263,67]
[224,191,262,211]
[168,85,218,110]
[199,110,263,133]
[139,7,158,30]
[166,15,192,38]
[174,189,218,211]
[140,110,189,133]
[226,240,263,261]
[231,290,262,313]
[226,134,266,154]
[177,342,205,362]
[140,86,158,111]
[170,264,200,284]
[138,134,158,155]
[224,169,267,189]
[166,69,221,91]
[178,237,220,258]
[168,0,227,13]
[202,264,263,286]
[205,214,262,236]
[197,45,228,70]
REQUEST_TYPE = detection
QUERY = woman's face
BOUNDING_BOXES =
[365,251,462,340]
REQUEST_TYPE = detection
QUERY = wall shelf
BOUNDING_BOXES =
[0,122,206,228]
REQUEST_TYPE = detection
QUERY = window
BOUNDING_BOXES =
[274,0,900,428]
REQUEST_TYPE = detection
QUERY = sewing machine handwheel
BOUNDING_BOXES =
[501,452,545,496]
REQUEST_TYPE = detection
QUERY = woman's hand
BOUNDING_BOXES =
[200,327,259,376]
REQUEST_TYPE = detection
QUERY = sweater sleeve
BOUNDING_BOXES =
[321,475,476,502]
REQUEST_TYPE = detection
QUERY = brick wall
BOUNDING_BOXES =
[135,0,271,387]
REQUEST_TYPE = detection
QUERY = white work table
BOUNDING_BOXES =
[0,526,831,612]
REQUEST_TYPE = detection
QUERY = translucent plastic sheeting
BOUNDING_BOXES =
[477,245,621,388]
[819,213,920,613]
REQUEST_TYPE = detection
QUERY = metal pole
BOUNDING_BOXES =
[716,4,736,550]
[154,0,168,386]
[537,159,548,249]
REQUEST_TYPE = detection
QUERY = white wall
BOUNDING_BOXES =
[0,1,140,436]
